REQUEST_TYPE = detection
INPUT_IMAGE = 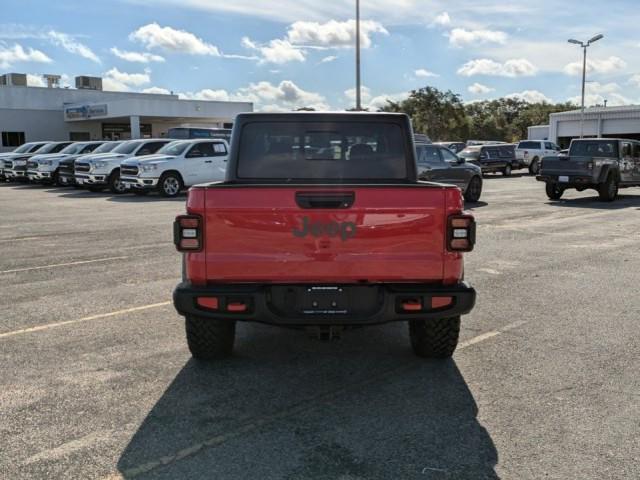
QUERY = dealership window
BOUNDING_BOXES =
[70,132,91,141]
[2,131,25,147]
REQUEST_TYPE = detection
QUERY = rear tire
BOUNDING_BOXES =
[464,176,483,203]
[409,316,460,359]
[529,157,540,175]
[546,183,564,200]
[598,173,618,202]
[159,172,183,198]
[502,164,512,176]
[185,316,236,360]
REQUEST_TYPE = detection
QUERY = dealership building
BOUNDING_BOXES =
[528,105,640,147]
[0,73,253,152]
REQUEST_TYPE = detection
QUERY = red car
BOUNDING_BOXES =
[173,112,476,360]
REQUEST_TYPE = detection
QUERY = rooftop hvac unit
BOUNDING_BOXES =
[43,74,62,88]
[0,73,28,86]
[75,76,103,91]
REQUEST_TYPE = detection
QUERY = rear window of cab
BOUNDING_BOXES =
[237,122,408,181]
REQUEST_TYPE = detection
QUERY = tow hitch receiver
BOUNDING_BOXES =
[306,326,344,341]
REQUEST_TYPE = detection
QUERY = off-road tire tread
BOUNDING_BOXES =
[185,316,236,360]
[409,316,460,358]
[546,183,563,200]
[598,174,618,202]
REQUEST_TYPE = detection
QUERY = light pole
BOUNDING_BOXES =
[568,34,604,138]
[355,0,362,111]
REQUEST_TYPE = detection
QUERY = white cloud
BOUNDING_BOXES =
[563,56,627,76]
[448,28,508,47]
[468,82,494,95]
[110,47,165,63]
[26,74,46,87]
[415,68,438,78]
[367,92,408,110]
[236,80,328,110]
[629,74,640,88]
[457,58,537,77]
[344,86,372,102]
[320,55,337,63]
[142,86,171,95]
[242,37,305,64]
[431,12,451,27]
[130,23,220,56]
[506,90,553,103]
[286,19,388,49]
[102,67,151,91]
[180,89,230,101]
[0,43,52,68]
[567,82,631,106]
[180,80,328,111]
[47,30,100,63]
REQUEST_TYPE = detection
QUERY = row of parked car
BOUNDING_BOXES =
[0,138,230,197]
[433,139,562,176]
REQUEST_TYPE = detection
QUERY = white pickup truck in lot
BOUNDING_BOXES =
[515,140,561,174]
[27,141,104,186]
[120,139,229,197]
[1,142,50,180]
[74,139,171,193]
[3,142,73,182]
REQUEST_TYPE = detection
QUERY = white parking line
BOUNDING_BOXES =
[0,302,172,339]
[0,256,129,275]
[106,319,529,479]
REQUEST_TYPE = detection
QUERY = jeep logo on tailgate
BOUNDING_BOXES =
[292,217,357,241]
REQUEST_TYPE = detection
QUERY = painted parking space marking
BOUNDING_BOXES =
[0,256,129,275]
[0,302,172,339]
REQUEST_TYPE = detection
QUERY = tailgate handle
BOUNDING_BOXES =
[295,192,355,209]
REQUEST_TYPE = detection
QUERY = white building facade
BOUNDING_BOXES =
[0,79,252,152]
[531,105,640,148]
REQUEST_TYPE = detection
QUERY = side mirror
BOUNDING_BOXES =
[457,156,465,164]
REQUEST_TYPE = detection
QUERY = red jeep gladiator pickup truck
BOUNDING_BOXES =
[173,112,476,360]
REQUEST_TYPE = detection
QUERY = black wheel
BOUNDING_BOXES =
[464,176,483,203]
[159,172,183,198]
[52,170,62,187]
[598,173,618,202]
[185,316,236,360]
[132,190,149,196]
[529,157,540,175]
[108,169,127,194]
[502,164,512,176]
[88,186,104,193]
[546,183,564,200]
[409,317,460,358]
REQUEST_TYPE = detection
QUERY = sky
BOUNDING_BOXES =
[1,0,639,111]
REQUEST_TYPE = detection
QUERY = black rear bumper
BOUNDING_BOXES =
[173,281,476,326]
[536,174,596,188]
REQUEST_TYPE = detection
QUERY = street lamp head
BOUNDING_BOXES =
[568,39,583,45]
[588,34,604,44]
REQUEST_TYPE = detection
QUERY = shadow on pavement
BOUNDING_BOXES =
[117,325,499,479]
[546,193,640,210]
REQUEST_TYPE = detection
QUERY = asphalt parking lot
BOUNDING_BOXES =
[1,177,639,480]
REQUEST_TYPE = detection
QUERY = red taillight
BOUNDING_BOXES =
[174,215,202,251]
[447,214,476,252]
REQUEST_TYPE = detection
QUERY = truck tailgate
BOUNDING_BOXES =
[541,155,592,175]
[200,186,451,283]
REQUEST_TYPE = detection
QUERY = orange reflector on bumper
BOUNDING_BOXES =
[401,300,423,312]
[432,296,453,309]
[197,297,219,310]
[227,302,247,313]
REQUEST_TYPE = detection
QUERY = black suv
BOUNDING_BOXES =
[458,144,516,176]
